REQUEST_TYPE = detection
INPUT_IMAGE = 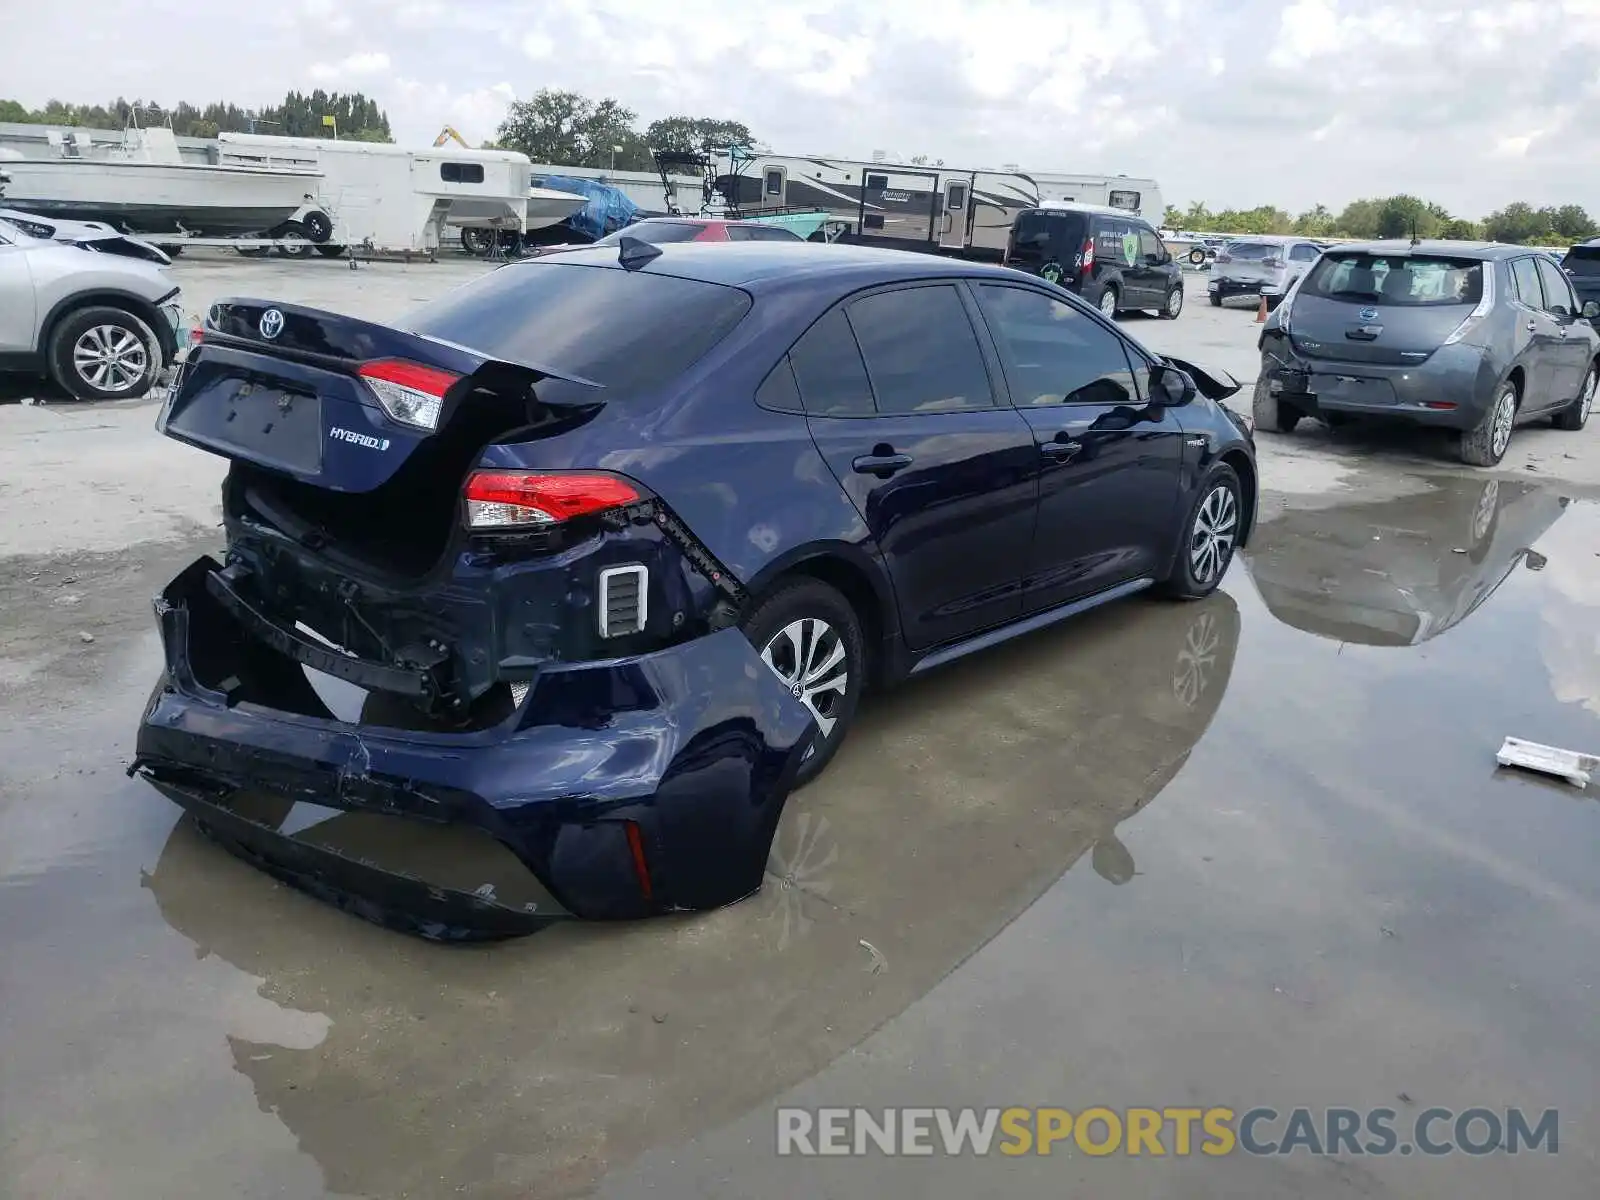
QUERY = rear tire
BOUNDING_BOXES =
[1158,464,1242,600]
[1461,380,1518,466]
[1553,363,1596,431]
[47,306,162,401]
[1160,286,1184,319]
[1097,285,1119,319]
[740,578,865,789]
[1252,376,1300,433]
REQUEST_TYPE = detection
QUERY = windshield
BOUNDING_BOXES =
[592,221,708,247]
[1300,252,1483,307]
[405,259,752,392]
[1561,246,1600,277]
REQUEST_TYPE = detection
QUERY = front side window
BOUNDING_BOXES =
[1536,257,1577,315]
[1138,228,1164,262]
[1096,220,1140,269]
[976,284,1140,407]
[846,285,995,414]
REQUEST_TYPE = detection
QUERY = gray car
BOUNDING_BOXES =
[1253,240,1600,466]
[0,211,184,400]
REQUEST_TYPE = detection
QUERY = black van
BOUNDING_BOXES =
[1004,203,1186,320]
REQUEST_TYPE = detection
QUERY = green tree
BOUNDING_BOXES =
[1294,203,1334,236]
[1440,218,1482,240]
[497,89,651,169]
[1541,204,1595,241]
[1483,201,1545,244]
[0,91,391,140]
[1375,194,1442,240]
[643,115,754,155]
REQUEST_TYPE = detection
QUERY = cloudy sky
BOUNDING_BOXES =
[2,0,1597,219]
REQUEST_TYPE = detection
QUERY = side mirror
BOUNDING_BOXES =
[1150,364,1196,407]
[1583,300,1600,320]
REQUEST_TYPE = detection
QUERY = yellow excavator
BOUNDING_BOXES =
[433,126,470,148]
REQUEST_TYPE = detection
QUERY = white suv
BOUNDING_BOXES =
[0,211,184,400]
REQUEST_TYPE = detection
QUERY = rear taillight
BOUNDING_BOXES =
[1078,237,1094,270]
[1442,263,1497,346]
[1262,255,1283,268]
[359,359,460,431]
[463,471,641,529]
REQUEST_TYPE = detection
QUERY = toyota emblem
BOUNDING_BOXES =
[259,308,285,339]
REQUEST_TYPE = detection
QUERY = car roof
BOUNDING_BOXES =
[630,216,726,226]
[1325,239,1523,261]
[517,241,1026,290]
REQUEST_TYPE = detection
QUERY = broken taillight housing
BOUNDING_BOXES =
[1077,236,1095,271]
[359,359,460,431]
[463,471,641,529]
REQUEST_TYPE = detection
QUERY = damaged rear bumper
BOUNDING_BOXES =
[131,557,815,937]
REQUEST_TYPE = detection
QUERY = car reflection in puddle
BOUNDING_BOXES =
[1243,477,1570,647]
[143,592,1240,1198]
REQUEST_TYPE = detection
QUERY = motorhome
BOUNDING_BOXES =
[1024,172,1164,226]
[712,150,1038,259]
[215,133,574,253]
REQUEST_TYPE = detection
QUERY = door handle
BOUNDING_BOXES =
[1558,326,1569,339]
[1526,320,1538,333]
[1041,438,1084,461]
[852,450,913,478]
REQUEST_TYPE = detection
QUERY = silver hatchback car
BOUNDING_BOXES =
[1254,240,1600,466]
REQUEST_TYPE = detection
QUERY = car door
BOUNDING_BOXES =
[0,228,38,354]
[1101,216,1148,305]
[791,285,1039,650]
[1507,255,1555,407]
[1136,225,1172,305]
[1534,255,1591,410]
[970,281,1187,613]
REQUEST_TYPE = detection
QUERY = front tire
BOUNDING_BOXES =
[1251,376,1300,433]
[1461,380,1518,466]
[741,578,865,789]
[1553,363,1597,431]
[47,307,162,401]
[1159,465,1242,600]
[1161,286,1184,320]
[1209,293,1223,307]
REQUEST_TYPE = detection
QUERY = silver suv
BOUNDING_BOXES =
[0,211,184,400]
[1208,236,1325,308]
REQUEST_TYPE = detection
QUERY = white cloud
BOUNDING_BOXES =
[3,0,1600,216]
[309,51,392,82]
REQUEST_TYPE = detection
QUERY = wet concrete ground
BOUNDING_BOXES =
[4,262,1600,1198]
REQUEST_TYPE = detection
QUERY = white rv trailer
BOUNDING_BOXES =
[1023,172,1164,226]
[215,133,544,254]
[713,151,1038,259]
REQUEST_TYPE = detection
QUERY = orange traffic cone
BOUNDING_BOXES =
[1255,295,1269,323]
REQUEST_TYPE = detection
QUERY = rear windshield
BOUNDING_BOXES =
[1561,246,1600,277]
[593,221,706,247]
[1009,211,1086,257]
[1224,241,1278,260]
[405,260,752,391]
[1300,252,1483,307]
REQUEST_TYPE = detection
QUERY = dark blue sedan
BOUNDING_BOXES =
[133,240,1257,935]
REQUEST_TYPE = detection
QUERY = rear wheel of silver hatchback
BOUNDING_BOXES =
[1461,380,1518,466]
[1159,464,1242,600]
[48,306,162,401]
[742,578,865,789]
[1554,363,1597,432]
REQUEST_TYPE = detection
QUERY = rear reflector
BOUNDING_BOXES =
[1422,401,1458,410]
[359,359,460,431]
[624,820,653,902]
[463,471,641,529]
[597,564,648,637]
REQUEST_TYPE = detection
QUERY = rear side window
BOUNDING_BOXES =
[405,261,752,393]
[1536,257,1576,315]
[1010,211,1085,261]
[1510,257,1543,307]
[1561,246,1600,277]
[976,284,1140,407]
[789,308,875,417]
[1290,243,1320,263]
[727,224,801,241]
[846,286,995,414]
[1301,252,1483,307]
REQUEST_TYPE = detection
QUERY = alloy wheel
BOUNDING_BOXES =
[1167,288,1183,317]
[1491,388,1515,458]
[1099,288,1117,317]
[1189,484,1238,585]
[760,618,849,744]
[72,325,149,394]
[1582,369,1597,423]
